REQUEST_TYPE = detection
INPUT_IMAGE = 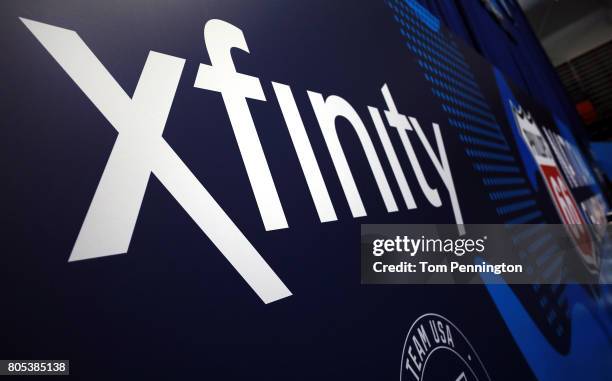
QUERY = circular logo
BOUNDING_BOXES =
[400,313,490,381]
[510,102,598,272]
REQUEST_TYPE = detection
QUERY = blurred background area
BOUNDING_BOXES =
[519,0,612,140]
[518,0,612,183]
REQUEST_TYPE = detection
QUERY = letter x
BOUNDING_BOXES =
[21,18,291,304]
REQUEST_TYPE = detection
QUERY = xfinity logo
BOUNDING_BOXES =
[22,17,463,303]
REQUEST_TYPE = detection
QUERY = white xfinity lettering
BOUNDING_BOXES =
[22,17,465,303]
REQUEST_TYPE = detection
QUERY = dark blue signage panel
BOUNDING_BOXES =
[1,0,610,379]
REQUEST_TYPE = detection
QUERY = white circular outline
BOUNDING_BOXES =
[399,313,491,381]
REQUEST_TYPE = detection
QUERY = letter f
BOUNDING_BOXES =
[194,19,288,231]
